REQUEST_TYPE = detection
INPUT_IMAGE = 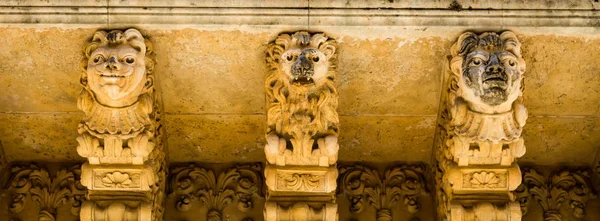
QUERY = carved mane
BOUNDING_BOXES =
[265,32,339,140]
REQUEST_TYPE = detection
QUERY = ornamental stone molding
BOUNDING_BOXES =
[338,165,427,221]
[76,28,166,221]
[264,31,339,221]
[435,31,527,221]
[515,168,597,221]
[7,164,87,221]
[168,164,263,221]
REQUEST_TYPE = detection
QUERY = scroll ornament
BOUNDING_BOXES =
[339,165,426,221]
[169,164,263,221]
[515,169,596,221]
[8,164,87,220]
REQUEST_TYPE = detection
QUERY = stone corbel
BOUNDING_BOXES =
[76,28,165,221]
[263,31,340,221]
[264,31,339,167]
[339,165,427,221]
[435,31,528,221]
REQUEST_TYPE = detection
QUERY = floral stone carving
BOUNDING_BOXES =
[448,31,527,166]
[77,28,156,165]
[515,168,596,221]
[169,164,263,221]
[8,164,87,220]
[265,31,339,167]
[339,165,426,221]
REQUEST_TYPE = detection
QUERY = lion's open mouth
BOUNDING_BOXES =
[291,75,315,84]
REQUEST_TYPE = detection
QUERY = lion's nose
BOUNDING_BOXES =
[105,56,120,71]
[297,55,312,70]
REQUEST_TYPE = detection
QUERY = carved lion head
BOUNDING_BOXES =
[81,29,155,107]
[265,32,339,139]
[267,31,336,86]
[451,31,525,113]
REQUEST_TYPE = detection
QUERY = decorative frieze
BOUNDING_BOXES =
[339,165,426,221]
[435,31,527,221]
[8,164,87,220]
[169,164,263,221]
[76,28,166,221]
[264,31,340,220]
[515,168,596,220]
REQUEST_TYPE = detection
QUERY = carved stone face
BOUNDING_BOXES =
[281,47,329,85]
[84,29,151,107]
[273,32,335,86]
[456,32,524,111]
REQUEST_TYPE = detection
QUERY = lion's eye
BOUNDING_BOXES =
[312,56,319,62]
[472,58,482,66]
[286,55,293,61]
[93,55,104,64]
[125,57,135,64]
[508,60,516,67]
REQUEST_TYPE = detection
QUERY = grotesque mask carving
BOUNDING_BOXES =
[265,31,339,166]
[82,29,154,108]
[447,31,528,164]
[78,29,155,138]
[451,31,525,113]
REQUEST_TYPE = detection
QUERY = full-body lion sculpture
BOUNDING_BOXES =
[264,31,339,166]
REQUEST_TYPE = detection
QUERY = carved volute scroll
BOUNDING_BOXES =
[264,31,339,221]
[7,164,87,221]
[435,31,527,221]
[515,169,597,221]
[169,164,263,221]
[339,165,427,221]
[76,28,165,221]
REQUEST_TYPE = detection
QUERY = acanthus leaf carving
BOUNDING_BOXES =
[265,31,339,167]
[515,168,597,221]
[169,164,263,221]
[339,165,426,221]
[8,164,88,220]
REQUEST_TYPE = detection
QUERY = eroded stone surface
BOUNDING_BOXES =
[521,117,600,165]
[165,115,266,163]
[0,113,83,162]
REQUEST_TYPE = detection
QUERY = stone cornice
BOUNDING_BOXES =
[1,0,600,28]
